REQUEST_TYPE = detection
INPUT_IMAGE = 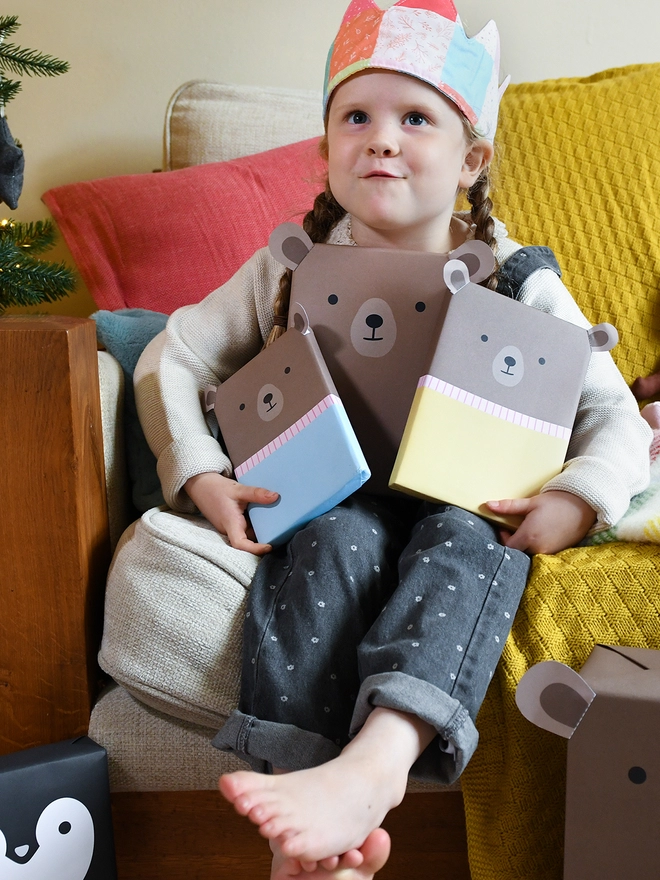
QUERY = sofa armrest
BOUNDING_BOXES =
[98,350,133,549]
[0,316,111,753]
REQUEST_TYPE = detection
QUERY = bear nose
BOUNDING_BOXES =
[504,356,516,367]
[365,314,383,330]
[263,393,273,405]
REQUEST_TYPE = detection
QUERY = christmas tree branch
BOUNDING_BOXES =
[0,16,19,41]
[0,78,20,105]
[0,221,76,311]
[0,43,69,78]
[0,218,57,253]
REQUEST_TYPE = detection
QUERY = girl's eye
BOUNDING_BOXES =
[348,111,369,125]
[405,113,427,126]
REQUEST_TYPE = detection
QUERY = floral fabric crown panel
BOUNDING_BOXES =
[324,0,509,141]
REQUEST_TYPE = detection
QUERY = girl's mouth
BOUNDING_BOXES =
[363,171,401,179]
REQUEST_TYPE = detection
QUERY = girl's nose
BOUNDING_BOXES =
[366,125,399,157]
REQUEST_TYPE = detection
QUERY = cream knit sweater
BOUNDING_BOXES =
[135,216,651,529]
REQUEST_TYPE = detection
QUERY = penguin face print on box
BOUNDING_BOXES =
[269,222,496,493]
[210,305,369,545]
[516,646,660,880]
[0,736,116,880]
[0,798,94,880]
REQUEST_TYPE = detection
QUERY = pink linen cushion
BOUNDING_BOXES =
[43,137,325,313]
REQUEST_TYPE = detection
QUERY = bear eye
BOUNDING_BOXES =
[629,766,647,784]
[284,367,291,374]
[481,335,488,342]
[415,301,426,313]
[328,294,338,305]
[59,822,72,835]
[239,403,245,411]
[538,357,546,365]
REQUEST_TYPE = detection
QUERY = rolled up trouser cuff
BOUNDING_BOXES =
[349,672,479,784]
[212,709,341,773]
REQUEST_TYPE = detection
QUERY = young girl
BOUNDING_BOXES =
[134,1,652,877]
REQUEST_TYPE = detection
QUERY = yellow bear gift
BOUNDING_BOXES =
[390,254,618,525]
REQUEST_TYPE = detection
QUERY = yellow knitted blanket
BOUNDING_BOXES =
[458,64,660,879]
[461,542,660,879]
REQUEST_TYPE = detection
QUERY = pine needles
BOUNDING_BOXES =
[0,218,76,310]
[0,18,74,310]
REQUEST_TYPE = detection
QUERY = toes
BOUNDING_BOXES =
[359,828,391,873]
[318,856,339,870]
[260,818,298,842]
[247,801,280,826]
[279,832,310,861]
[336,849,364,869]
[219,770,266,805]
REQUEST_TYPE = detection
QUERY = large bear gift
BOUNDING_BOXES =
[270,222,496,494]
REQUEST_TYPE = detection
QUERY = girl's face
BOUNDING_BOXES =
[326,71,492,253]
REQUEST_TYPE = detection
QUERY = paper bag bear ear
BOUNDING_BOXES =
[588,322,618,352]
[268,222,496,283]
[269,222,314,269]
[446,240,496,287]
[515,660,596,739]
[290,301,311,334]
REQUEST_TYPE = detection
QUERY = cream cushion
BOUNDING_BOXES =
[163,81,323,170]
[89,684,249,791]
[99,508,259,728]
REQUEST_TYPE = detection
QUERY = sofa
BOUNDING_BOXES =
[2,65,660,880]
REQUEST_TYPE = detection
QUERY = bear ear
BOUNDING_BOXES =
[269,222,314,270]
[290,302,311,335]
[203,384,218,412]
[443,259,470,294]
[588,322,618,352]
[450,240,496,285]
[516,660,596,739]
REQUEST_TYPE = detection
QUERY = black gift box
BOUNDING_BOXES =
[0,736,116,879]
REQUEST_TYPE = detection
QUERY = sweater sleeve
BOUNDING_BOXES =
[134,247,283,512]
[517,267,652,528]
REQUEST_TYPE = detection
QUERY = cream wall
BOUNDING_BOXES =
[6,0,660,316]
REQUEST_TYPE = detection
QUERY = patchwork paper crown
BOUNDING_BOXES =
[324,0,509,141]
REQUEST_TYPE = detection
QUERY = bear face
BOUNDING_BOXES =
[429,280,592,428]
[213,312,339,469]
[431,260,617,428]
[517,646,660,879]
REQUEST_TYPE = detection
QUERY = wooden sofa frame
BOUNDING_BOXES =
[0,315,472,878]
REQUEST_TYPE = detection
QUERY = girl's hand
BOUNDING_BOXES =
[486,490,597,555]
[184,471,278,555]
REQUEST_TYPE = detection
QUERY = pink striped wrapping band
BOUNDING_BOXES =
[418,375,572,441]
[234,394,341,479]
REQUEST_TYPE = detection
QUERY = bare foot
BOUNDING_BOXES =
[219,707,434,863]
[270,829,391,879]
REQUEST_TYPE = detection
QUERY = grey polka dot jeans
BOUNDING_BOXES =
[213,495,530,784]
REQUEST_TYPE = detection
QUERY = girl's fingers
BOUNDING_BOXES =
[487,497,533,515]
[225,515,272,555]
[235,484,279,505]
